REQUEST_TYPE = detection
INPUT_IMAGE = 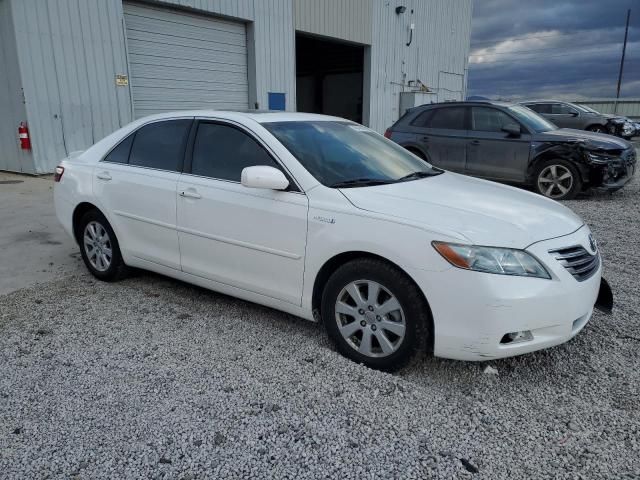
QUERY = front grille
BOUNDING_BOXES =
[548,245,600,282]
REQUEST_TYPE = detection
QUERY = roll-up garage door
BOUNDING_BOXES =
[124,2,249,118]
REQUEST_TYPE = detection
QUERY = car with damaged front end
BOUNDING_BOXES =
[386,101,636,200]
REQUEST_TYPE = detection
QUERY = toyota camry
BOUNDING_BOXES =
[54,111,613,370]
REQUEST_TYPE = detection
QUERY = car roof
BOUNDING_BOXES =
[131,110,349,124]
[414,100,516,109]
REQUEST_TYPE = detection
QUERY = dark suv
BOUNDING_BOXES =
[385,101,636,200]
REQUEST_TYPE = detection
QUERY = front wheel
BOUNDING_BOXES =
[534,160,582,200]
[321,258,431,371]
[78,209,129,281]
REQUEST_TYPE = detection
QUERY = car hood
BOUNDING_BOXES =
[340,172,584,249]
[535,128,631,150]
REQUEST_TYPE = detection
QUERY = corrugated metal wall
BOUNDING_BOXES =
[367,0,473,132]
[0,0,32,173]
[294,0,372,45]
[8,0,295,173]
[5,0,470,172]
[574,99,640,120]
[10,0,132,174]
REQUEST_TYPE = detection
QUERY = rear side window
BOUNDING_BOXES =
[411,109,435,127]
[104,134,134,164]
[472,107,517,132]
[191,123,280,181]
[129,120,191,171]
[527,103,551,114]
[424,107,466,130]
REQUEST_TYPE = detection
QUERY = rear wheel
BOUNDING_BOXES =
[78,210,128,281]
[321,258,430,371]
[534,159,582,200]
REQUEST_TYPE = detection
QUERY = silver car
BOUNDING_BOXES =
[521,100,634,139]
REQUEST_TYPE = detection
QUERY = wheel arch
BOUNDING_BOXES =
[72,202,101,245]
[527,148,589,184]
[403,144,429,161]
[311,251,435,351]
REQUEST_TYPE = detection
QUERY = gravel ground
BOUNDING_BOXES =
[1,176,639,479]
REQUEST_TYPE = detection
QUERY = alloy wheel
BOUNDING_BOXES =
[334,280,406,358]
[537,165,574,199]
[83,221,113,272]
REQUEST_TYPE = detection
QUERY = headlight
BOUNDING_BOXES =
[622,123,634,135]
[432,242,551,279]
[586,151,616,164]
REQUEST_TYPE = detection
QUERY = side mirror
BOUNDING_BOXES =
[241,165,289,190]
[570,111,579,117]
[502,123,521,136]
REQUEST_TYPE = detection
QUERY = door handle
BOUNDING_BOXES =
[96,172,112,181]
[470,140,481,146]
[179,189,202,199]
[421,136,430,142]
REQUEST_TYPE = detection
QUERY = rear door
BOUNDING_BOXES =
[465,107,531,182]
[406,106,468,172]
[94,118,192,269]
[176,120,308,305]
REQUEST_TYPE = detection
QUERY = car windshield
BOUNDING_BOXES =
[507,105,557,133]
[263,121,441,187]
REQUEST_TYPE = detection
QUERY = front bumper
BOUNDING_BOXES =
[589,149,636,191]
[410,226,610,361]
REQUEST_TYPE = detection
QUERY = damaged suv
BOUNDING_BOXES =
[386,101,636,200]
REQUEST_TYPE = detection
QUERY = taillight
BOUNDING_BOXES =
[54,166,64,182]
[383,129,392,139]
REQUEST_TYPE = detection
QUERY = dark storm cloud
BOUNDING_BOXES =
[468,0,639,99]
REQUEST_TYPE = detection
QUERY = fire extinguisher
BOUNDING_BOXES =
[18,122,31,150]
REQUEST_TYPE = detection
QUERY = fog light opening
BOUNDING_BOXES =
[500,330,533,345]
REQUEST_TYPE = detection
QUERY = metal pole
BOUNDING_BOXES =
[615,9,631,114]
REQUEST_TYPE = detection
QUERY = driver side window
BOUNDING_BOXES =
[472,107,518,133]
[191,123,281,182]
[551,103,577,115]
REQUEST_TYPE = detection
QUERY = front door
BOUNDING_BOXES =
[176,121,308,305]
[465,107,531,183]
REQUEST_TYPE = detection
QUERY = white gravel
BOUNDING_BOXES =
[1,171,639,479]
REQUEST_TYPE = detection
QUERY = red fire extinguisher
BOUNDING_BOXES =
[18,122,31,150]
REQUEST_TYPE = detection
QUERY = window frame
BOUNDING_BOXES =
[100,117,194,173]
[183,119,302,193]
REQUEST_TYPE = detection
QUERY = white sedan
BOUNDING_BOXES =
[54,111,613,370]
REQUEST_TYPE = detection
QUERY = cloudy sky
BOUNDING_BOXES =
[467,0,639,100]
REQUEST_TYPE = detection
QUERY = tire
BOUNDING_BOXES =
[534,159,582,200]
[321,258,431,371]
[586,125,606,134]
[78,209,129,281]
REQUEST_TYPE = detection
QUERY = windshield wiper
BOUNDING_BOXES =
[329,178,393,188]
[396,170,443,182]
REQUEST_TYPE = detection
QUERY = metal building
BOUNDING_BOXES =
[0,0,473,174]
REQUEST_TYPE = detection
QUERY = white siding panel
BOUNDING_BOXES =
[124,2,249,117]
[10,0,132,173]
[0,0,33,173]
[367,0,473,132]
[294,0,372,45]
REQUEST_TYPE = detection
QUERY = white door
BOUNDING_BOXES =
[124,2,249,118]
[94,119,192,269]
[176,121,308,305]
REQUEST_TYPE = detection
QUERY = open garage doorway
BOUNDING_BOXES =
[296,34,365,124]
